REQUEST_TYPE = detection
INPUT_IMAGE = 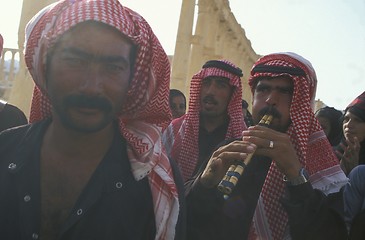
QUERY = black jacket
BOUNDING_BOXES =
[185,140,348,240]
[0,120,186,240]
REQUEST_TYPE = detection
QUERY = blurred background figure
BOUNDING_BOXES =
[242,99,253,127]
[0,99,28,132]
[343,164,365,239]
[0,34,28,132]
[342,92,365,237]
[169,89,186,119]
[335,91,365,175]
[315,106,343,146]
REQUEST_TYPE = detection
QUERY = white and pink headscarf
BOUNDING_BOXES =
[24,1,178,239]
[163,59,245,181]
[248,52,348,240]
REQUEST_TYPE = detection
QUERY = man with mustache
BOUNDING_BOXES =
[163,59,245,181]
[186,52,349,240]
[0,1,184,240]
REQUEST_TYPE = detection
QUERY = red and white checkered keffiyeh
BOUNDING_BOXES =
[24,1,178,239]
[163,60,245,181]
[247,52,348,240]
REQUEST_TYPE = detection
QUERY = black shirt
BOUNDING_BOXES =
[185,138,348,240]
[185,155,271,240]
[0,120,186,240]
[195,121,229,176]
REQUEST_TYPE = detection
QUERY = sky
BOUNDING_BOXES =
[1,0,364,110]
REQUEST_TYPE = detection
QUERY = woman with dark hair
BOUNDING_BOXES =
[335,91,365,175]
[315,106,343,146]
[341,91,365,239]
[169,89,186,119]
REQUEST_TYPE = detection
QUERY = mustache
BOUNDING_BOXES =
[63,95,112,112]
[258,106,281,119]
[202,95,218,104]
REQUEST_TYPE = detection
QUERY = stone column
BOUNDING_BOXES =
[8,0,57,118]
[188,0,211,83]
[170,0,196,95]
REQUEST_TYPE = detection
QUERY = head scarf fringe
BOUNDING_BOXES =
[164,59,245,181]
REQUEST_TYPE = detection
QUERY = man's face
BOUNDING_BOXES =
[251,76,293,132]
[170,95,186,119]
[45,22,134,133]
[200,76,233,118]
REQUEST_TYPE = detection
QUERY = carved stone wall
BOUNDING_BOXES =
[171,0,259,107]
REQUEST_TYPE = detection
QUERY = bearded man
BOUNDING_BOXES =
[186,52,348,240]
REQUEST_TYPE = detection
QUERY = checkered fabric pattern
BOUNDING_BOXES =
[164,59,245,181]
[247,52,348,240]
[24,1,178,239]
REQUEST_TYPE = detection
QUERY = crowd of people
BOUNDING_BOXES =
[0,0,364,239]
